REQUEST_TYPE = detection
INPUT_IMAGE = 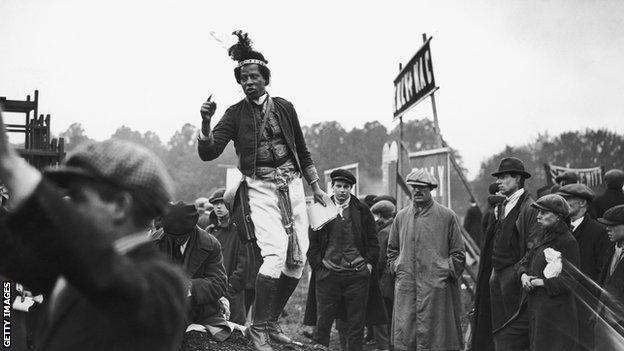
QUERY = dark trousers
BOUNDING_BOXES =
[315,268,370,350]
[244,288,255,314]
[493,307,529,351]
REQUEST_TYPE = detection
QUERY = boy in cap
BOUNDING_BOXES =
[594,205,624,350]
[307,169,385,351]
[369,199,397,351]
[0,110,188,351]
[472,157,538,351]
[197,31,326,350]
[387,169,465,351]
[557,183,609,349]
[593,169,624,218]
[154,201,230,340]
[205,188,250,325]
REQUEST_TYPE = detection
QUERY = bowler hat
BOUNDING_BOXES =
[209,188,226,204]
[163,201,199,236]
[330,169,356,185]
[598,205,624,226]
[406,169,438,189]
[557,184,594,202]
[491,157,531,179]
[530,194,571,218]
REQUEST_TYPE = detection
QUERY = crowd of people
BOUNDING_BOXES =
[1,30,624,351]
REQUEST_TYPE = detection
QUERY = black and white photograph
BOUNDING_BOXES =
[1,1,624,350]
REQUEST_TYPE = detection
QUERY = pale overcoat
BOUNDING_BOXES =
[387,200,466,350]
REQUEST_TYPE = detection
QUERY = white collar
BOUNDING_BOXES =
[334,195,351,208]
[506,188,525,203]
[571,216,585,230]
[252,93,268,105]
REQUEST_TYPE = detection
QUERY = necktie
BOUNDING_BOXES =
[173,244,184,264]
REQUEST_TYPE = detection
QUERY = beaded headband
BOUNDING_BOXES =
[238,59,267,67]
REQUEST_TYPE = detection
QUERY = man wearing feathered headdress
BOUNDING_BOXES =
[197,31,326,351]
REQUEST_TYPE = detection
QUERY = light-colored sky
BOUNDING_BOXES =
[1,0,623,179]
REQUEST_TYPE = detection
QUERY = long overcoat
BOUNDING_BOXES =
[387,200,466,350]
[516,221,580,351]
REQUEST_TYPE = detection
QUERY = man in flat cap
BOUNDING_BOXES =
[472,157,538,351]
[387,169,466,351]
[154,201,230,340]
[306,169,385,351]
[594,205,624,350]
[557,184,610,349]
[205,188,250,325]
[0,110,188,351]
[197,31,326,350]
[593,169,624,218]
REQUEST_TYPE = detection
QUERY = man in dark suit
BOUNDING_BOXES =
[306,169,385,351]
[595,205,624,350]
[154,201,230,340]
[558,184,610,350]
[0,109,188,351]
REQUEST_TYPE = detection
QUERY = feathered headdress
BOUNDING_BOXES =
[228,30,268,68]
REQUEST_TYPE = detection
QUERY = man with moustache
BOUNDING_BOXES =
[387,169,465,351]
[472,157,538,351]
[197,31,326,351]
[307,169,384,351]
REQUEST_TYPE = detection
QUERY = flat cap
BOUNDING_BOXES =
[45,139,174,216]
[330,169,356,185]
[374,195,397,206]
[209,188,226,204]
[598,205,624,226]
[605,169,624,189]
[557,184,594,202]
[163,201,199,236]
[491,157,531,179]
[370,200,396,218]
[531,194,571,218]
[406,169,438,189]
[555,171,579,185]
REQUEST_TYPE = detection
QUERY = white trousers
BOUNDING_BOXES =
[247,176,309,279]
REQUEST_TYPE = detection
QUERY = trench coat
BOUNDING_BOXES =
[516,221,580,351]
[387,200,466,350]
[594,243,624,351]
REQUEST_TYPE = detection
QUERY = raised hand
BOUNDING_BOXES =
[200,94,217,123]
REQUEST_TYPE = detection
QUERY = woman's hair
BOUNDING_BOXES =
[229,30,271,84]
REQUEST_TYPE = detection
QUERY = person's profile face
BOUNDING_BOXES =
[536,209,559,227]
[239,64,267,99]
[496,173,520,196]
[606,224,624,243]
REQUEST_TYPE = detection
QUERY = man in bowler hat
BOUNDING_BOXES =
[472,157,538,351]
